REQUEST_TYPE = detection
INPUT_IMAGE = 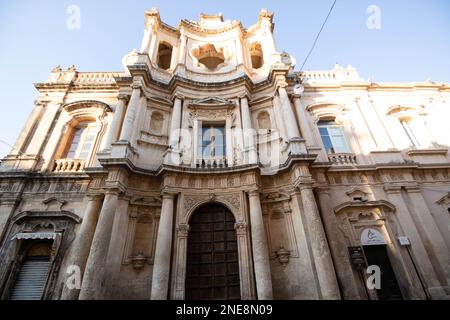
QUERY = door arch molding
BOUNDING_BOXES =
[170,193,255,300]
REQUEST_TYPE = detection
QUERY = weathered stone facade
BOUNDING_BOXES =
[0,9,449,300]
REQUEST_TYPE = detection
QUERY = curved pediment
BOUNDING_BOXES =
[63,100,112,113]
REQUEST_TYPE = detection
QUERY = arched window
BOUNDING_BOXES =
[10,241,52,300]
[62,121,98,161]
[157,43,173,70]
[150,111,164,134]
[318,119,350,154]
[250,42,264,69]
[257,111,271,130]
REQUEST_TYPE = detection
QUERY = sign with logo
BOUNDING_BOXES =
[360,228,387,246]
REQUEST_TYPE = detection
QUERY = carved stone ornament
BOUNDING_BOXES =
[275,247,291,266]
[234,222,247,235]
[131,252,147,270]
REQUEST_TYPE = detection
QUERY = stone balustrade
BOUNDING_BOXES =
[196,156,228,168]
[328,153,357,165]
[74,72,121,84]
[299,65,364,83]
[54,159,86,173]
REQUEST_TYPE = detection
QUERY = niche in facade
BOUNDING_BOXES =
[132,214,155,258]
[250,42,264,69]
[257,111,271,130]
[157,43,173,70]
[192,43,225,70]
[149,111,164,134]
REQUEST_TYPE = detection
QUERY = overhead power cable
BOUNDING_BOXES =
[299,0,338,72]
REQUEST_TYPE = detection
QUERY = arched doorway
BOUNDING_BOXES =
[185,203,241,300]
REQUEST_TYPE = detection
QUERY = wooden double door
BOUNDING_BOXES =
[185,204,241,300]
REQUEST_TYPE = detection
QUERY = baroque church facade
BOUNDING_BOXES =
[0,9,449,300]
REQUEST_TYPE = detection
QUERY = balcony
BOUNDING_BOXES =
[196,156,228,169]
[54,159,86,173]
[328,153,357,166]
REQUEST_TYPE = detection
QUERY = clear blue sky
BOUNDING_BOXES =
[0,0,449,158]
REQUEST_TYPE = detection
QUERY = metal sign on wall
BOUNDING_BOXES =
[348,246,367,270]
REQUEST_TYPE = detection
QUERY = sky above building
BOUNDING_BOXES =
[0,0,449,158]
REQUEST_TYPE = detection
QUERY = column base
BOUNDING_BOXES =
[164,149,182,166]
[287,138,307,156]
[102,141,138,161]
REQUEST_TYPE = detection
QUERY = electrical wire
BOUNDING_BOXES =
[299,0,338,72]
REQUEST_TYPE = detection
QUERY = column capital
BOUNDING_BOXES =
[86,193,105,201]
[239,94,249,102]
[383,185,402,194]
[295,177,315,191]
[161,191,177,200]
[117,93,129,102]
[176,223,190,236]
[234,221,248,235]
[248,189,261,198]
[131,82,143,91]
[276,80,289,90]
[315,186,331,194]
[104,188,121,196]
[173,93,185,101]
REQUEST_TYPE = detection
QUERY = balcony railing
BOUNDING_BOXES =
[54,159,86,173]
[328,153,357,165]
[196,156,228,169]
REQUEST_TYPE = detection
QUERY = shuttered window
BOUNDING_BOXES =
[10,242,52,300]
[10,257,51,300]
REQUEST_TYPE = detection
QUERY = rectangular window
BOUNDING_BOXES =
[65,122,97,160]
[66,127,85,159]
[199,124,226,158]
[318,121,350,154]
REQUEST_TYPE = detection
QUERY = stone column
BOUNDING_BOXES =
[104,96,127,149]
[165,96,183,165]
[248,190,273,300]
[11,101,45,155]
[169,96,183,148]
[178,33,187,65]
[119,85,142,142]
[79,190,119,300]
[236,37,244,65]
[292,95,315,147]
[25,102,62,156]
[61,195,103,300]
[316,188,361,299]
[151,193,176,300]
[0,199,20,243]
[278,84,305,155]
[298,183,341,299]
[272,95,287,141]
[225,113,234,166]
[278,85,301,140]
[405,187,450,278]
[385,187,442,297]
[240,96,257,164]
[103,196,131,299]
[140,21,154,53]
